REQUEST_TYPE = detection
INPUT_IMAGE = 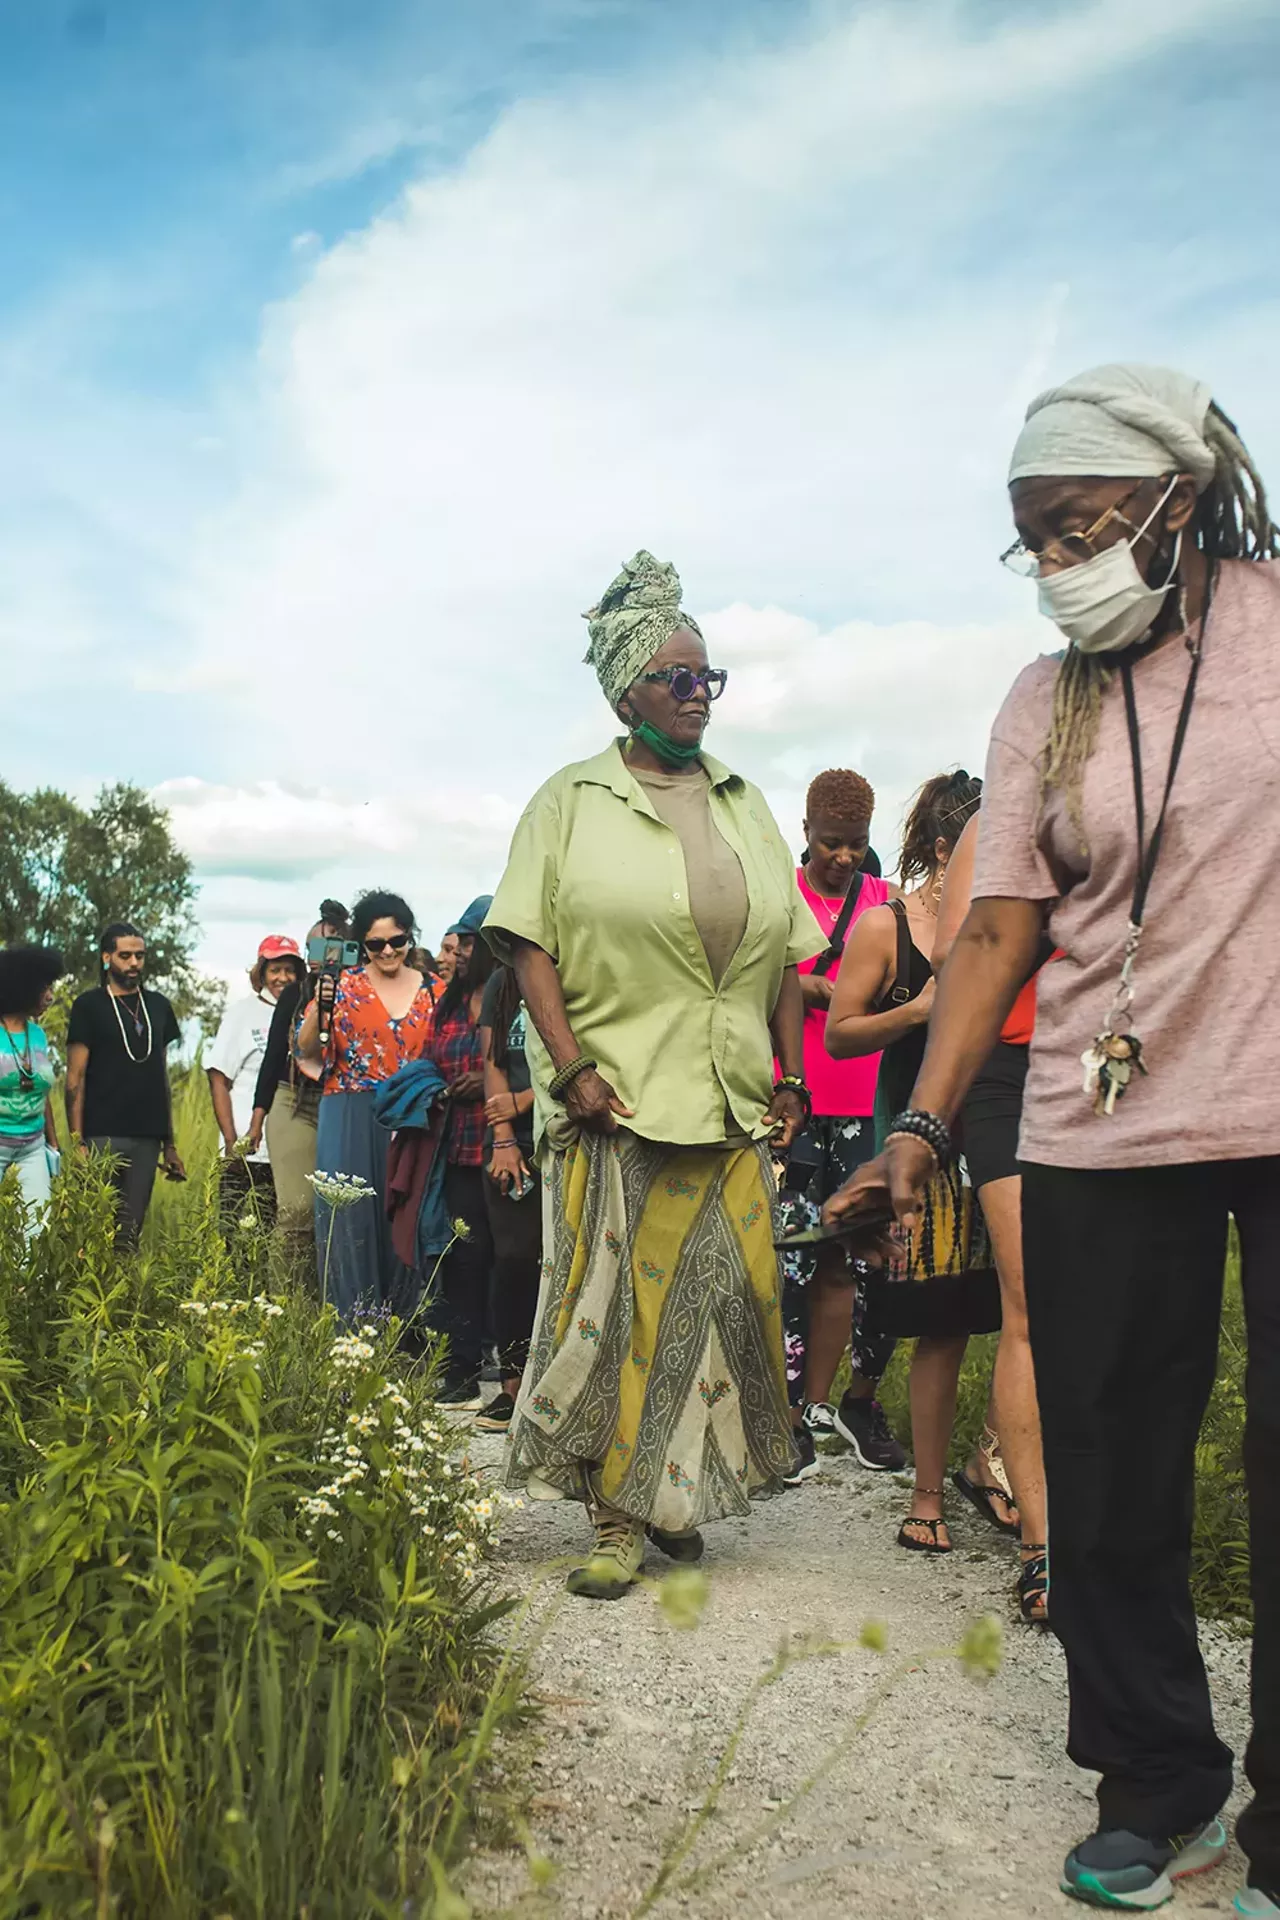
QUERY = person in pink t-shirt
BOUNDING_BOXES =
[777,768,905,1483]
[824,364,1280,1913]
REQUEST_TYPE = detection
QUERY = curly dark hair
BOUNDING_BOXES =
[898,770,982,886]
[0,945,66,1019]
[350,890,417,943]
[804,768,876,824]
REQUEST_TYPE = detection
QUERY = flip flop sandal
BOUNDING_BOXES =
[897,1490,952,1555]
[1018,1544,1049,1626]
[951,1467,1020,1536]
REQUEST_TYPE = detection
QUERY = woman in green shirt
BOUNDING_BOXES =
[485,551,823,1599]
[0,945,65,1234]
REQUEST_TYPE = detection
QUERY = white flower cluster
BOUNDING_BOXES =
[299,1337,497,1577]
[178,1292,285,1332]
[306,1171,376,1210]
[330,1334,378,1373]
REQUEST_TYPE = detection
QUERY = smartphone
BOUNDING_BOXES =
[773,1201,895,1251]
[509,1170,536,1202]
[306,934,363,972]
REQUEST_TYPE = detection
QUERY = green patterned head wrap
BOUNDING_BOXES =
[582,550,703,709]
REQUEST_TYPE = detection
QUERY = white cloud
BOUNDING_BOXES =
[9,0,1279,975]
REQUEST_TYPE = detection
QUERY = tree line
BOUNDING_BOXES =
[0,780,223,1041]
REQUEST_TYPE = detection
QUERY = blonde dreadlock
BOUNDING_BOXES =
[1040,400,1279,828]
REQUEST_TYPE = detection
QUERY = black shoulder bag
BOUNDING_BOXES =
[811,870,865,978]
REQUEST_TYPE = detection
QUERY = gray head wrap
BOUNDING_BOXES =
[1009,363,1217,493]
[583,550,703,708]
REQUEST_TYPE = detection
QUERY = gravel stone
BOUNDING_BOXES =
[463,1429,1251,1918]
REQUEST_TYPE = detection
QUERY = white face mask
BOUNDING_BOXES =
[1036,478,1181,655]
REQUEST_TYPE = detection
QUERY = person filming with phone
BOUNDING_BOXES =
[249,900,349,1242]
[65,922,186,1246]
[297,889,436,1318]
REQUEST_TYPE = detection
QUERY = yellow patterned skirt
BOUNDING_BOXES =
[507,1130,796,1531]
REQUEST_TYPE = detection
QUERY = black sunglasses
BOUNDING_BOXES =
[639,665,728,702]
[365,933,410,954]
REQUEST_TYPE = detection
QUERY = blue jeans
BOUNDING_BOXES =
[0,1135,51,1237]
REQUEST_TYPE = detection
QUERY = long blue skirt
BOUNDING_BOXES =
[313,1090,414,1322]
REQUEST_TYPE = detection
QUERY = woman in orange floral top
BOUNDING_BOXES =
[298,889,436,1317]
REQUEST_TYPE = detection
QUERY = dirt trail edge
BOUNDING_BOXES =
[463,1432,1250,1920]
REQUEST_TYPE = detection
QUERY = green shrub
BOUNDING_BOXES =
[0,1120,506,1915]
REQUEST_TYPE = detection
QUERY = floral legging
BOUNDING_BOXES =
[776,1115,895,1407]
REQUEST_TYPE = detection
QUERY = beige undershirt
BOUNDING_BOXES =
[633,765,750,986]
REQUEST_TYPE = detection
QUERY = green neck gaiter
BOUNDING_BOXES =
[630,720,704,767]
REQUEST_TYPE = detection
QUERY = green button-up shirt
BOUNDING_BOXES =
[484,741,824,1147]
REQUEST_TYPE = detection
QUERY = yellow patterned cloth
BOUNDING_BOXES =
[507,1129,796,1530]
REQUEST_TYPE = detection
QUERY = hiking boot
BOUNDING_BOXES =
[565,1518,645,1599]
[475,1390,517,1432]
[834,1391,907,1471]
[1237,1891,1280,1916]
[1061,1819,1227,1909]
[782,1424,820,1486]
[801,1400,837,1439]
[646,1524,704,1563]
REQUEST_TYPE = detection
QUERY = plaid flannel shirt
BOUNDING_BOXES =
[428,1004,486,1166]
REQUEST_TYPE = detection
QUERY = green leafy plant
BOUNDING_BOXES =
[0,1114,511,1916]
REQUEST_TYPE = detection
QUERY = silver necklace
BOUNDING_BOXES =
[109,989,153,1063]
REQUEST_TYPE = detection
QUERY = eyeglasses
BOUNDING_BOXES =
[365,933,410,954]
[639,665,729,702]
[999,482,1150,578]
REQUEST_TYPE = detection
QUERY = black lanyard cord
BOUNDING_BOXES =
[1120,643,1201,934]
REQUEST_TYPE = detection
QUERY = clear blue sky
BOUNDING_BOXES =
[4,0,1278,977]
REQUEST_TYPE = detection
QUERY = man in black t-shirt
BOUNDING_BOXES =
[66,922,185,1245]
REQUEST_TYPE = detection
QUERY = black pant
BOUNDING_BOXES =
[428,1164,494,1387]
[481,1158,542,1377]
[87,1136,161,1249]
[218,1155,277,1232]
[1022,1157,1280,1875]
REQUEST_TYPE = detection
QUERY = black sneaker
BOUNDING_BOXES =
[475,1390,516,1432]
[782,1424,820,1486]
[435,1378,483,1411]
[1061,1818,1226,1907]
[833,1392,907,1471]
[802,1400,837,1440]
[645,1524,704,1562]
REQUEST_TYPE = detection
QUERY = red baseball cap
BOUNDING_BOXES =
[257,935,301,962]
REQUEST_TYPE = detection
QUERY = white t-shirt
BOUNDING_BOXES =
[207,992,277,1162]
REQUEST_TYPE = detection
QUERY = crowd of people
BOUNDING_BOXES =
[2,358,1278,1912]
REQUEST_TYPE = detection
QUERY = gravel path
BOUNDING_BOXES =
[463,1428,1252,1920]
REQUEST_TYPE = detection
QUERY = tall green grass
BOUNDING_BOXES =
[0,1069,510,1916]
[877,1239,1250,1621]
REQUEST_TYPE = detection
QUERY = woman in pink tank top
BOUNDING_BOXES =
[777,769,905,1483]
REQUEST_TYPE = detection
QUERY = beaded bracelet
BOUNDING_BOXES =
[548,1055,598,1102]
[885,1108,951,1168]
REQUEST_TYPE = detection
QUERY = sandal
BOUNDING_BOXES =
[951,1468,1019,1534]
[1018,1544,1049,1626]
[897,1488,952,1555]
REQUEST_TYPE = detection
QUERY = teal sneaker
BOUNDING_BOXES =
[1236,1889,1280,1916]
[1062,1818,1228,1909]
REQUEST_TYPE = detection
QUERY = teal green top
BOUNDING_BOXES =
[0,1021,54,1141]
